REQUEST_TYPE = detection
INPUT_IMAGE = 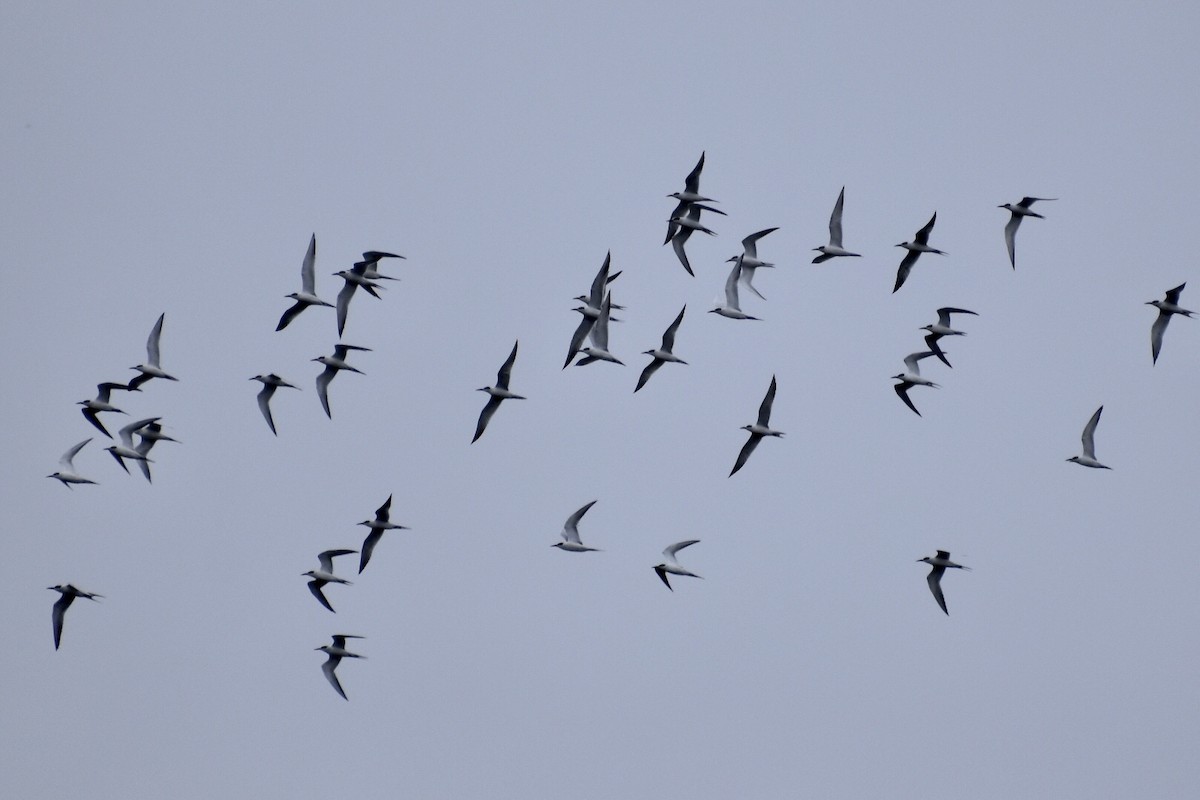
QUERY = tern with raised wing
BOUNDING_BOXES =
[999,197,1055,269]
[918,551,969,615]
[78,382,129,438]
[276,234,333,331]
[104,417,161,474]
[357,494,410,574]
[316,634,365,700]
[708,258,760,321]
[921,307,978,368]
[635,306,687,392]
[1067,405,1111,469]
[250,374,300,435]
[564,253,619,368]
[127,313,178,389]
[727,227,778,300]
[360,250,404,281]
[813,187,862,263]
[48,584,102,649]
[664,151,723,246]
[730,375,783,476]
[654,540,702,591]
[668,202,723,277]
[473,340,525,442]
[892,352,940,416]
[575,294,623,366]
[1147,282,1194,364]
[894,212,945,293]
[48,439,98,488]
[303,549,358,613]
[314,344,371,418]
[553,500,601,552]
[334,261,385,337]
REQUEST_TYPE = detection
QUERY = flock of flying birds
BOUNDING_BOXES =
[44,152,1196,698]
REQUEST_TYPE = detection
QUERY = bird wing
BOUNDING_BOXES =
[564,315,595,369]
[496,340,519,389]
[741,227,778,259]
[924,334,952,368]
[358,530,382,574]
[316,367,335,419]
[663,539,700,562]
[756,375,777,427]
[588,252,611,308]
[654,566,673,591]
[1165,282,1186,305]
[308,581,336,613]
[914,212,937,245]
[633,358,663,393]
[1004,214,1021,268]
[683,151,705,194]
[661,305,686,351]
[60,438,92,469]
[472,395,504,443]
[51,593,75,649]
[146,313,165,366]
[335,280,357,337]
[1081,406,1103,459]
[894,383,921,416]
[729,433,763,476]
[119,417,160,448]
[276,300,306,332]
[926,567,949,614]
[894,250,920,293]
[322,656,348,699]
[902,351,936,376]
[588,294,611,350]
[723,258,742,307]
[829,187,846,247]
[375,494,393,521]
[738,264,767,301]
[671,231,694,276]
[562,500,597,543]
[300,233,317,293]
[937,307,978,326]
[1151,311,1170,364]
[256,384,278,435]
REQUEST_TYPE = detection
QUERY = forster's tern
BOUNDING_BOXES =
[48,439,98,488]
[276,234,333,331]
[78,382,130,439]
[127,313,178,389]
[48,584,102,649]
[473,340,525,442]
[918,551,969,615]
[316,634,365,700]
[357,494,410,574]
[920,307,978,368]
[892,351,940,416]
[730,375,783,476]
[314,344,371,418]
[1067,405,1111,469]
[303,549,357,613]
[654,540,702,591]
[708,258,760,321]
[894,212,945,293]
[334,261,385,337]
[553,500,601,552]
[635,306,687,392]
[1147,282,1194,364]
[727,227,778,300]
[812,187,862,263]
[250,374,300,435]
[999,197,1055,269]
[104,417,161,474]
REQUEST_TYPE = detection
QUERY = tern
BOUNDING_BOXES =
[668,203,722,277]
[78,382,130,439]
[726,227,778,300]
[553,500,601,552]
[575,294,623,366]
[635,306,687,392]
[664,151,723,245]
[276,234,333,331]
[653,540,702,591]
[132,421,178,483]
[1067,405,1112,469]
[564,253,619,368]
[893,212,945,293]
[333,261,385,337]
[812,187,862,263]
[1147,282,1194,364]
[314,344,371,418]
[730,375,783,476]
[999,197,1055,269]
[357,494,410,573]
[920,307,978,368]
[303,549,358,613]
[473,340,525,442]
[48,584,102,650]
[127,313,178,389]
[104,417,161,474]
[250,374,300,435]
[316,634,366,700]
[360,250,404,281]
[48,439,98,488]
[708,258,759,321]
[892,351,940,417]
[917,551,969,615]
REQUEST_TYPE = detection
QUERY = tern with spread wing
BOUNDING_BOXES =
[730,375,783,476]
[358,495,410,574]
[921,307,978,368]
[473,340,525,442]
[574,294,623,366]
[635,306,687,392]
[314,344,371,418]
[48,584,102,649]
[1067,406,1111,469]
[316,634,365,700]
[726,227,778,300]
[709,258,759,321]
[892,352,940,416]
[48,439,98,488]
[894,212,945,293]
[127,313,178,389]
[999,197,1055,269]
[250,374,300,435]
[813,187,861,263]
[654,540,702,591]
[276,234,333,331]
[1147,283,1194,364]
[553,500,601,552]
[78,382,129,439]
[917,551,969,615]
[303,549,358,613]
[104,417,161,474]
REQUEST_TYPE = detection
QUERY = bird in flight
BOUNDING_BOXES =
[1066,405,1111,470]
[730,375,783,476]
[653,540,702,591]
[891,351,941,416]
[276,233,333,331]
[553,500,601,552]
[812,187,861,264]
[1147,282,1194,364]
[999,196,1055,269]
[635,306,687,393]
[303,549,358,612]
[48,584,102,649]
[357,494,410,574]
[250,373,300,435]
[473,340,525,442]
[893,212,945,293]
[127,312,178,390]
[48,438,98,488]
[917,551,969,615]
[316,634,366,700]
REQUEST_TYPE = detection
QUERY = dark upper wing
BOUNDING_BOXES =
[756,376,777,427]
[729,433,762,477]
[472,395,504,442]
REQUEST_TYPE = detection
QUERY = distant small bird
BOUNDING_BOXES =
[892,351,940,417]
[132,421,179,483]
[1066,405,1111,470]
[48,584,102,649]
[917,551,969,615]
[250,374,300,435]
[999,197,1055,269]
[730,375,783,476]
[473,340,525,442]
[920,307,978,368]
[104,417,161,474]
[313,344,372,418]
[726,227,778,300]
[575,294,623,366]
[316,634,366,700]
[78,382,130,439]
[812,187,861,264]
[276,234,333,331]
[357,494,410,574]
[127,313,178,389]
[333,261,385,337]
[635,306,687,392]
[1147,282,1194,364]
[553,500,601,552]
[893,212,945,293]
[303,549,358,613]
[48,438,98,488]
[653,540,702,591]
[709,258,760,321]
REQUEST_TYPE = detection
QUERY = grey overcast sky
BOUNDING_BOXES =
[4,2,1199,797]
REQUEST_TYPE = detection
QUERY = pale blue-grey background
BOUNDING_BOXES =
[3,2,1198,797]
